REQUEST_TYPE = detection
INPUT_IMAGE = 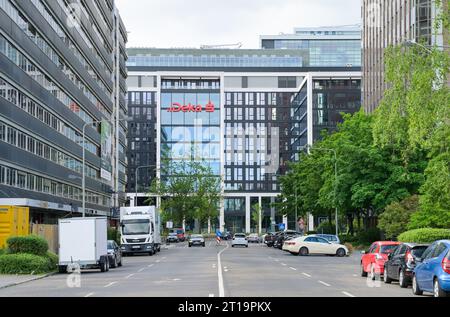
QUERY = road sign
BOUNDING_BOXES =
[166,221,173,229]
[278,223,286,231]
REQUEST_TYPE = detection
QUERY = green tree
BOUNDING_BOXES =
[251,203,262,235]
[378,195,419,239]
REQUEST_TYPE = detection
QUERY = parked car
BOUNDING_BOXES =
[247,233,261,243]
[282,235,348,257]
[171,228,186,242]
[273,231,302,249]
[231,233,249,248]
[412,240,450,297]
[264,232,279,247]
[315,234,341,244]
[383,243,429,288]
[166,232,179,243]
[107,240,123,268]
[188,234,205,247]
[221,231,232,240]
[361,241,401,280]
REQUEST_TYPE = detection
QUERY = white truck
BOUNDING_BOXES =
[58,217,110,273]
[119,206,161,256]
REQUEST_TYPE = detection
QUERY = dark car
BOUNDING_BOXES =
[383,243,429,288]
[264,232,279,247]
[221,232,232,240]
[273,231,303,249]
[107,240,123,268]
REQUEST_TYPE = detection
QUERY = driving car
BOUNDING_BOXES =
[361,241,401,280]
[383,243,429,288]
[107,240,123,268]
[315,234,341,244]
[221,231,232,241]
[412,240,450,297]
[282,235,349,257]
[247,233,261,243]
[166,232,179,243]
[264,232,279,247]
[231,233,248,248]
[188,234,206,247]
[273,231,303,249]
[171,228,186,242]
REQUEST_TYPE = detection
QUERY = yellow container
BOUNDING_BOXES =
[0,206,30,249]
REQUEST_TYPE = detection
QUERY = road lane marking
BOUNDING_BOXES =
[318,281,331,287]
[209,294,215,297]
[217,243,229,297]
[148,264,154,268]
[352,274,358,277]
[125,274,134,279]
[289,267,297,271]
[138,268,145,272]
[281,263,287,266]
[342,291,356,297]
[84,293,94,297]
[302,273,311,278]
[104,282,118,288]
[156,260,161,263]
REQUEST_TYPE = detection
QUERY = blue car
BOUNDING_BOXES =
[412,240,450,297]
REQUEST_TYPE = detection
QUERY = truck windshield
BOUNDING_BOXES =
[122,219,150,235]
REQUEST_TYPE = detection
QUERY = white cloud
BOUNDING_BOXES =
[116,0,361,48]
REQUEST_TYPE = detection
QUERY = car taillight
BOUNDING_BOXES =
[285,242,295,246]
[405,251,414,264]
[442,256,450,274]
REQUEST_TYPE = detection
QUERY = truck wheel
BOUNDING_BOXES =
[58,265,67,274]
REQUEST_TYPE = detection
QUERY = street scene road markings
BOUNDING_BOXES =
[318,280,331,287]
[281,263,287,266]
[289,267,297,271]
[104,281,118,288]
[148,264,154,268]
[302,273,312,278]
[84,293,94,297]
[125,274,134,279]
[138,268,145,272]
[156,260,161,263]
[217,243,229,297]
[342,291,356,297]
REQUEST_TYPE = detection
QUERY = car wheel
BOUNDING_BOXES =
[336,248,346,257]
[110,256,117,269]
[118,258,122,267]
[246,245,249,248]
[203,243,206,247]
[361,263,368,277]
[434,278,450,298]
[412,275,423,296]
[383,266,392,284]
[299,247,309,256]
[232,245,235,248]
[58,265,67,274]
[399,270,408,288]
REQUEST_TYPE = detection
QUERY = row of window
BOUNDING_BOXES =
[0,33,97,125]
[0,76,99,155]
[0,120,99,180]
[129,92,155,105]
[161,80,220,90]
[225,107,277,121]
[225,92,278,106]
[225,167,276,182]
[225,152,269,166]
[225,182,279,191]
[0,164,110,206]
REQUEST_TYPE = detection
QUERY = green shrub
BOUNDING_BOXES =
[378,195,418,239]
[0,253,53,274]
[7,236,48,256]
[107,227,121,244]
[398,228,450,243]
[356,228,381,244]
[0,249,4,256]
[339,234,358,244]
[45,252,58,271]
[316,222,335,234]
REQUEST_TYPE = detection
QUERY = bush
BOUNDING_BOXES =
[398,228,450,243]
[356,228,381,245]
[316,222,335,234]
[45,252,59,271]
[7,236,48,256]
[0,253,54,274]
[0,249,4,256]
[339,234,358,244]
[378,195,418,239]
[107,227,120,244]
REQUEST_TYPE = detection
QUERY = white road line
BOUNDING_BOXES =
[138,268,145,272]
[352,274,358,277]
[318,280,331,287]
[125,274,134,279]
[84,293,94,297]
[302,273,311,278]
[289,267,297,271]
[217,243,229,298]
[342,291,356,298]
[148,264,154,268]
[104,281,118,288]
[156,260,161,263]
[209,294,215,297]
[281,263,287,266]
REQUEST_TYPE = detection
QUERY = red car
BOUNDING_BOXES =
[361,241,401,280]
[172,228,186,242]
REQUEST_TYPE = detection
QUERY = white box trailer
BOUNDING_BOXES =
[58,217,110,273]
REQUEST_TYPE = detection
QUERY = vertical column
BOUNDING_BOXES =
[307,74,314,147]
[258,196,262,234]
[245,195,251,234]
[270,197,276,232]
[220,197,225,232]
[283,215,288,232]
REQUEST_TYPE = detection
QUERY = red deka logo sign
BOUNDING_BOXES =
[167,102,216,113]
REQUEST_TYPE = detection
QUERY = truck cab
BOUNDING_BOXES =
[120,206,161,256]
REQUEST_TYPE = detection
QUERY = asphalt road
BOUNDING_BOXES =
[0,241,417,297]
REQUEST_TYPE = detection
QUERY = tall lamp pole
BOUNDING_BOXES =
[135,165,158,207]
[82,117,131,217]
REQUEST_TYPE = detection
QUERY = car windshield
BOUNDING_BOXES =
[380,245,398,254]
[176,230,184,234]
[411,246,428,257]
[235,234,245,238]
[191,235,202,238]
[107,242,115,249]
[122,219,150,235]
[169,233,177,236]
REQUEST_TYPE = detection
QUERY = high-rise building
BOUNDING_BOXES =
[0,0,128,223]
[362,0,448,112]
[126,43,361,233]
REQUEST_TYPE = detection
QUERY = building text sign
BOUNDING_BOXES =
[167,102,216,113]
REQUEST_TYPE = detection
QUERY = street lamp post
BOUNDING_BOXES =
[305,145,339,236]
[82,117,131,217]
[135,165,158,207]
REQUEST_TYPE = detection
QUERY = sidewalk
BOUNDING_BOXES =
[0,273,54,289]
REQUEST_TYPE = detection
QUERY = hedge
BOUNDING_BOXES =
[0,253,55,274]
[398,228,450,243]
[7,236,48,256]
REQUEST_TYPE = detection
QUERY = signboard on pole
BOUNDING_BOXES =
[166,221,173,229]
[101,120,112,182]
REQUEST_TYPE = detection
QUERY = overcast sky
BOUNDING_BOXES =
[116,0,362,49]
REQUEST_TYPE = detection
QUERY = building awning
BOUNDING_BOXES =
[0,198,76,213]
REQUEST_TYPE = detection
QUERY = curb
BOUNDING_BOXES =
[0,272,57,290]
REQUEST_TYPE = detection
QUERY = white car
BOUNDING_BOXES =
[282,235,348,257]
[231,233,249,248]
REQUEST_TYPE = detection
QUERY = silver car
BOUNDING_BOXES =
[232,233,249,248]
[188,234,205,247]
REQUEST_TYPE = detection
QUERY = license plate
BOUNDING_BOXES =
[132,246,141,249]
